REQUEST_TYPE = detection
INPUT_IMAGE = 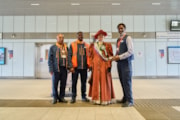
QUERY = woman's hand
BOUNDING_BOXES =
[111,55,120,61]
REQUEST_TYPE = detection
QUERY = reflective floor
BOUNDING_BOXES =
[0,79,180,120]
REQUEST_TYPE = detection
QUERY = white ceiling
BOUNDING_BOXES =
[0,0,180,15]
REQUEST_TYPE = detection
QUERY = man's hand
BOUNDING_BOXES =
[69,68,75,73]
[111,55,120,61]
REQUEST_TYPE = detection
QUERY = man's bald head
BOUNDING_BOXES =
[56,34,64,44]
[56,34,64,39]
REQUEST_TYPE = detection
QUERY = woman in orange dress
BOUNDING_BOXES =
[88,30,115,105]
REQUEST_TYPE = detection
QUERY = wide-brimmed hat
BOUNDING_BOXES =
[94,29,107,39]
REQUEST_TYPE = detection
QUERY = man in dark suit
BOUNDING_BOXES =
[112,23,134,107]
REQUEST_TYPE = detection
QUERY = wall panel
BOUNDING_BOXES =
[68,16,78,32]
[25,16,35,32]
[23,43,35,77]
[134,15,144,32]
[14,16,24,32]
[0,16,2,32]
[79,16,89,32]
[90,16,100,32]
[145,41,157,76]
[133,41,145,76]
[46,16,57,32]
[3,16,13,32]
[101,16,111,32]
[57,16,68,32]
[155,15,166,31]
[145,15,155,32]
[177,15,180,19]
[36,16,46,32]
[13,42,23,76]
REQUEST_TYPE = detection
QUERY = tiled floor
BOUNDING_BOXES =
[0,79,180,120]
[173,106,180,112]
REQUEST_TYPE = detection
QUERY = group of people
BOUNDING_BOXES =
[48,23,134,107]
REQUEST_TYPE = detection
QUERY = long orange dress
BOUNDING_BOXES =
[88,42,115,105]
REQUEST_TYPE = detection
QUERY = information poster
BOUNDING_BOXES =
[167,46,180,64]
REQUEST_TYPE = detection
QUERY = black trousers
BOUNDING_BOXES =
[117,60,133,103]
[72,69,87,99]
[53,66,67,100]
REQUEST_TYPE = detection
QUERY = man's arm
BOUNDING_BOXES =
[48,46,53,75]
[68,44,73,68]
[88,43,94,69]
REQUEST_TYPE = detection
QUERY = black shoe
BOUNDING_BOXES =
[70,98,76,104]
[116,99,126,104]
[59,98,68,103]
[122,101,134,107]
[82,97,89,102]
[52,99,57,104]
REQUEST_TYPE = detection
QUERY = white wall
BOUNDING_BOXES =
[145,15,155,32]
[3,16,14,32]
[36,16,46,32]
[0,16,2,32]
[134,40,146,76]
[14,16,24,32]
[25,16,35,32]
[23,42,35,77]
[57,16,68,32]
[79,16,89,32]
[46,16,57,32]
[90,16,100,32]
[13,42,24,76]
[0,15,180,78]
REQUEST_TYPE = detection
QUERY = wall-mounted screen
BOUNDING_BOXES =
[0,47,6,65]
[167,46,180,64]
[170,20,180,31]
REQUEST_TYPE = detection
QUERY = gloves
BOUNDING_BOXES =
[107,68,111,73]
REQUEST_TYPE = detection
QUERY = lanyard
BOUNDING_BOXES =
[117,33,126,48]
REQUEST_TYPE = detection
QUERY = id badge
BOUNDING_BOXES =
[61,50,66,58]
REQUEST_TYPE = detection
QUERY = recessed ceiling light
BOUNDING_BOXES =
[71,3,80,6]
[31,3,40,6]
[112,3,120,5]
[152,3,161,5]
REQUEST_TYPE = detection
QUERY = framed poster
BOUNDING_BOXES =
[0,47,6,65]
[167,46,180,64]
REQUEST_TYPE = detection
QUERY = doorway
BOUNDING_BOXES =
[35,43,53,78]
